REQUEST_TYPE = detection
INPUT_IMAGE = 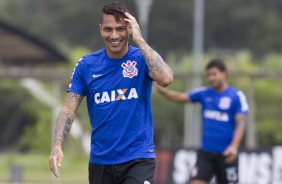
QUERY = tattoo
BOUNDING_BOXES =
[53,92,83,146]
[137,39,173,82]
[67,93,82,102]
[53,111,75,146]
[51,149,59,156]
[138,39,165,72]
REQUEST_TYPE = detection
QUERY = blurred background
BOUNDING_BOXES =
[0,0,282,183]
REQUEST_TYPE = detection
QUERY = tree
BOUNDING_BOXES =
[0,0,281,55]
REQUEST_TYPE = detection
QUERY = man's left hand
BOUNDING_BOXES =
[124,12,144,45]
[223,145,238,163]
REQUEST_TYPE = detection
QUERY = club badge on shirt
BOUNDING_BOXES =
[219,97,231,110]
[121,60,138,78]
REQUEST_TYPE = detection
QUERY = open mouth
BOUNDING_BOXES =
[109,40,121,46]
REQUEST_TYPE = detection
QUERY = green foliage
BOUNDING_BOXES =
[0,0,281,150]
[254,80,282,145]
[0,0,282,55]
[152,79,185,147]
[19,105,52,152]
[69,46,92,65]
[259,54,282,71]
[0,80,60,152]
[0,152,88,183]
[0,81,39,150]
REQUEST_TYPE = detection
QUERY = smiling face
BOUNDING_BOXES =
[99,14,130,59]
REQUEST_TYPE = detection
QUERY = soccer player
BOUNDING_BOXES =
[155,59,249,184]
[48,2,173,184]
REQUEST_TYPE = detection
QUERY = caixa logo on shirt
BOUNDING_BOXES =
[121,60,138,78]
[204,110,229,122]
[94,88,138,104]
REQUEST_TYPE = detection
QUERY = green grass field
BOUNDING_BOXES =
[0,152,89,184]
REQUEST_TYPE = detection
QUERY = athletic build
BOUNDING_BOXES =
[49,2,173,184]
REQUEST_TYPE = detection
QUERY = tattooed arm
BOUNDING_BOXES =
[124,12,173,87]
[49,92,83,177]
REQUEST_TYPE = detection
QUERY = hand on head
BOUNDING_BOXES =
[123,12,144,45]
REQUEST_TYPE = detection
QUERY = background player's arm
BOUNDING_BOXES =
[155,83,191,103]
[232,114,247,148]
[49,92,83,177]
[124,12,173,87]
[224,114,247,163]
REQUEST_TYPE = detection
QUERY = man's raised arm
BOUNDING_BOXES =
[124,12,173,87]
[49,92,83,177]
[154,83,191,103]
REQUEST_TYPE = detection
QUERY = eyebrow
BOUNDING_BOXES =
[102,25,127,29]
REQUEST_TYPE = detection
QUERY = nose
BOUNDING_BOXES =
[207,75,215,83]
[110,30,119,39]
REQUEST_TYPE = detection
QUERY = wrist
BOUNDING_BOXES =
[52,145,63,153]
[52,138,63,149]
[230,143,239,150]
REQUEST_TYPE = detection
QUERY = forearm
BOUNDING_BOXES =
[156,85,189,103]
[136,38,173,87]
[52,92,82,148]
[124,12,173,86]
[230,121,245,148]
[159,88,180,102]
[53,108,75,147]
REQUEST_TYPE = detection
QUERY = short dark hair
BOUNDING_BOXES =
[101,2,129,22]
[206,59,227,72]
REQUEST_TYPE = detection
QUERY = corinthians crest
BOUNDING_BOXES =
[121,60,138,78]
[219,97,231,110]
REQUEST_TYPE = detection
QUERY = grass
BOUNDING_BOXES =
[0,152,89,184]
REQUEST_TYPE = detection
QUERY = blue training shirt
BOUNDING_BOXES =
[68,46,155,165]
[188,86,249,153]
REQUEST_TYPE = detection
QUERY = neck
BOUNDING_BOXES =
[106,45,129,59]
[214,82,228,92]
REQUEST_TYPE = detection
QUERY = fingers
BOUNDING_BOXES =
[224,150,236,163]
[49,157,59,177]
[58,155,63,167]
[225,154,236,163]
[123,18,132,29]
[223,149,229,156]
[152,82,158,92]
[124,12,138,26]
[49,148,63,177]
[123,18,134,27]
[153,82,161,91]
[123,12,143,45]
[124,12,136,21]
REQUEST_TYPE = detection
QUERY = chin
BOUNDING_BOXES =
[110,45,127,52]
[211,84,219,89]
[109,47,121,52]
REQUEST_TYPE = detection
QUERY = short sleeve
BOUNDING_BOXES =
[235,91,249,114]
[146,64,151,77]
[187,87,206,103]
[67,58,86,96]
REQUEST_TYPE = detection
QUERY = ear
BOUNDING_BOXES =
[224,72,228,79]
[99,24,102,35]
